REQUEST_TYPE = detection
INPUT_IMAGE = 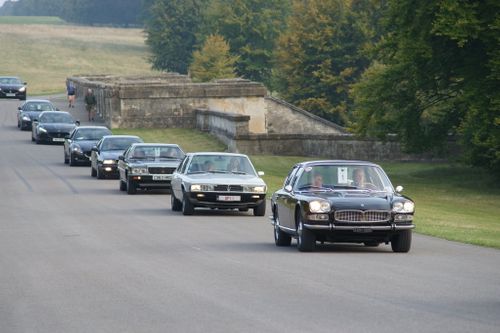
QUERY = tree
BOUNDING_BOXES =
[273,0,383,125]
[189,34,239,82]
[352,0,500,174]
[144,0,206,73]
[201,0,290,87]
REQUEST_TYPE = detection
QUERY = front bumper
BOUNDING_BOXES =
[128,175,172,189]
[188,191,266,209]
[0,91,26,99]
[37,131,69,143]
[20,119,32,130]
[71,150,92,164]
[99,163,118,176]
[302,223,415,231]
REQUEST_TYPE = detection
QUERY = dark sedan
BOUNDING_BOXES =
[17,99,58,130]
[31,111,80,144]
[118,143,185,194]
[90,135,143,179]
[0,76,27,100]
[171,153,267,215]
[64,126,112,166]
[271,160,415,252]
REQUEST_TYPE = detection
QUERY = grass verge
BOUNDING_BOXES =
[110,128,500,249]
[0,16,66,25]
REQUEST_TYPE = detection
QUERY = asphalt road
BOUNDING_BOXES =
[1,97,499,333]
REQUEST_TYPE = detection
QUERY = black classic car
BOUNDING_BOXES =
[31,111,80,144]
[118,143,185,194]
[171,152,267,216]
[17,99,58,130]
[64,126,112,166]
[90,135,143,179]
[0,76,27,100]
[271,160,415,252]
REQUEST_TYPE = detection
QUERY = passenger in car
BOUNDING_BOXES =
[353,168,366,188]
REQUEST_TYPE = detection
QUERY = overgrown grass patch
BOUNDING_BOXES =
[0,16,66,25]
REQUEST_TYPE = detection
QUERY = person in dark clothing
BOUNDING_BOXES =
[84,88,97,121]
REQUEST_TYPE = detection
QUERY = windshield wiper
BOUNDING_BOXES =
[230,171,248,175]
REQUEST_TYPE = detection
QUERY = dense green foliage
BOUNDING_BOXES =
[144,0,207,73]
[189,34,239,82]
[0,0,142,26]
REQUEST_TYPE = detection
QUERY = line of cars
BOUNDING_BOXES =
[17,99,415,252]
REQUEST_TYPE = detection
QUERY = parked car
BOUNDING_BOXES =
[90,135,143,179]
[64,126,112,166]
[270,160,415,252]
[17,99,58,130]
[170,152,267,216]
[0,76,27,100]
[117,143,185,194]
[31,111,80,144]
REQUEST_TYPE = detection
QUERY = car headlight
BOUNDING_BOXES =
[38,127,47,133]
[22,115,30,121]
[72,145,83,153]
[190,184,214,192]
[19,86,26,92]
[103,159,116,165]
[309,200,331,213]
[244,185,267,193]
[131,167,148,174]
[393,201,415,213]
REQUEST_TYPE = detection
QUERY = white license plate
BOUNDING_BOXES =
[152,175,171,181]
[6,93,16,97]
[217,195,241,202]
[52,138,65,142]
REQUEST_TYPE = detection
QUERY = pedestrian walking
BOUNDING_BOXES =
[84,88,97,121]
[66,80,76,108]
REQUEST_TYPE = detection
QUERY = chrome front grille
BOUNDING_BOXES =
[334,210,390,223]
[148,167,176,174]
[214,185,243,192]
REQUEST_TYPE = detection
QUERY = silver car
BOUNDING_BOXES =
[170,152,267,216]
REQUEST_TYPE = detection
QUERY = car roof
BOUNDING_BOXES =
[129,143,181,148]
[39,111,70,115]
[22,99,52,104]
[101,135,142,140]
[297,160,381,168]
[0,76,20,79]
[75,126,110,130]
[186,152,249,157]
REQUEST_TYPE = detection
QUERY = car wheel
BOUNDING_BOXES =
[96,166,105,179]
[31,134,35,142]
[171,193,182,211]
[253,201,266,216]
[119,179,127,191]
[91,166,97,177]
[69,153,77,166]
[64,152,69,164]
[182,191,194,215]
[35,137,41,144]
[126,177,137,194]
[391,230,412,253]
[17,121,20,128]
[274,208,291,247]
[296,211,315,252]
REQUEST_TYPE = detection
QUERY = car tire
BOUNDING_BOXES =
[96,166,105,179]
[171,193,182,211]
[35,137,41,145]
[296,211,315,252]
[91,166,97,177]
[31,134,35,142]
[274,208,291,247]
[119,179,126,191]
[64,152,69,164]
[391,230,412,253]
[69,153,77,166]
[17,121,20,128]
[253,201,266,216]
[127,177,137,194]
[182,191,194,215]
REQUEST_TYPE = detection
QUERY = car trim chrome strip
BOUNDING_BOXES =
[303,223,415,231]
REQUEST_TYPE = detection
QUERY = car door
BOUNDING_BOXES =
[171,155,189,200]
[91,138,103,169]
[275,166,300,230]
[65,128,77,157]
[118,147,131,181]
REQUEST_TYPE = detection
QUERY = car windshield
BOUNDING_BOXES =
[39,113,74,124]
[73,128,111,141]
[129,146,184,160]
[294,164,393,192]
[23,102,54,112]
[187,155,256,175]
[0,77,22,85]
[101,137,141,151]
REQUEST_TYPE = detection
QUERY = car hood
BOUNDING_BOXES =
[127,160,181,168]
[21,111,43,118]
[300,191,393,211]
[0,84,24,89]
[185,173,266,186]
[38,123,75,132]
[100,150,126,160]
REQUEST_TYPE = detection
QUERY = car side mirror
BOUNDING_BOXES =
[258,171,265,176]
[118,155,124,161]
[18,107,21,110]
[284,185,292,192]
[24,82,27,85]
[75,120,80,126]
[91,146,98,152]
[395,185,404,193]
[33,118,38,122]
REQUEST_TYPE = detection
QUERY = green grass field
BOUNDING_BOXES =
[0,21,156,95]
[111,128,500,249]
[0,16,66,25]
